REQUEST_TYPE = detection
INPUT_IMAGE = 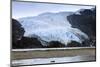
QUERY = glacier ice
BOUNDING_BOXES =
[18,12,89,46]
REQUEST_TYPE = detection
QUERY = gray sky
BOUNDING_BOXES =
[12,1,94,19]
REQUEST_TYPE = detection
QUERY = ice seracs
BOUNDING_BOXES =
[18,11,89,46]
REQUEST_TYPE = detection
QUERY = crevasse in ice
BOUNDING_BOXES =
[18,12,88,46]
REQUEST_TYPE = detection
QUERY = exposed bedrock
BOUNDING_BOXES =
[12,18,25,49]
[44,41,65,48]
[13,37,44,49]
[67,8,96,46]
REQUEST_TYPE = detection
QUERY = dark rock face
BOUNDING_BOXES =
[67,8,96,46]
[12,19,25,42]
[45,41,65,48]
[12,18,25,49]
[67,41,82,47]
[13,37,43,49]
[80,9,95,15]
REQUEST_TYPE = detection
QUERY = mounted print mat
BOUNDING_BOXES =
[11,0,96,66]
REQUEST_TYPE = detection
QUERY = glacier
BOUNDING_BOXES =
[18,12,89,46]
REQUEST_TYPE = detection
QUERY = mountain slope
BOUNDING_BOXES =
[18,11,89,46]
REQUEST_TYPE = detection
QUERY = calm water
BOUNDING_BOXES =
[12,55,95,66]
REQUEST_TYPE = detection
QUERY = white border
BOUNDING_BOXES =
[0,0,99,67]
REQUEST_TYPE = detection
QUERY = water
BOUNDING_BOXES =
[12,55,95,66]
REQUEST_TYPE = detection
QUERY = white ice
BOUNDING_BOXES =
[19,12,89,46]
